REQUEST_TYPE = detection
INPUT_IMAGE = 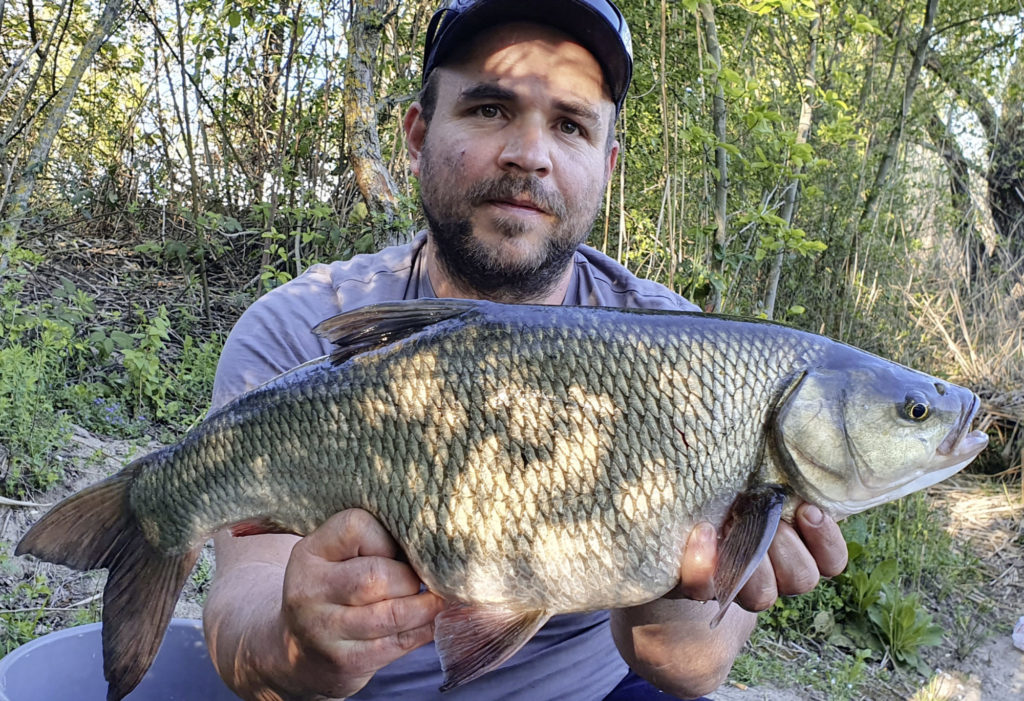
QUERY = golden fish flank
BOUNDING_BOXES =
[16,299,988,700]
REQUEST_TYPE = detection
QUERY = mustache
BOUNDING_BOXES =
[466,175,568,219]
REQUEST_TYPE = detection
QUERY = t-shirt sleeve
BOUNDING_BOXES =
[210,265,339,411]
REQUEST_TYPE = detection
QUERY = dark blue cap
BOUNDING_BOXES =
[421,0,634,114]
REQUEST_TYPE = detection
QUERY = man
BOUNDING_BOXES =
[202,1,848,699]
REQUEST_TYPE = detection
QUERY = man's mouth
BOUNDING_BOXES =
[488,197,548,215]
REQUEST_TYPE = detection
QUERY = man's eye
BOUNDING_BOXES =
[477,105,500,118]
[559,120,581,136]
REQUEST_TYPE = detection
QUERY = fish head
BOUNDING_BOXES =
[774,356,989,519]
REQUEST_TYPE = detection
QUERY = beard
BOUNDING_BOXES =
[419,145,604,303]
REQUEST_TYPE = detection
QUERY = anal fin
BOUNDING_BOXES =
[710,484,787,628]
[435,603,550,691]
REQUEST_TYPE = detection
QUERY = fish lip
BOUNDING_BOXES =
[937,393,980,457]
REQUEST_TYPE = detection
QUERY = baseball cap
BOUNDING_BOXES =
[421,0,634,114]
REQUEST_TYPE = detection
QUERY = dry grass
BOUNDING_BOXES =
[902,245,1024,484]
[928,475,1024,617]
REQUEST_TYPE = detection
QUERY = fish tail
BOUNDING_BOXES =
[16,462,202,701]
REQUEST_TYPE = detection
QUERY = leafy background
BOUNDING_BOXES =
[0,0,1021,697]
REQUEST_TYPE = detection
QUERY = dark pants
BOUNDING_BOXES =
[602,671,711,700]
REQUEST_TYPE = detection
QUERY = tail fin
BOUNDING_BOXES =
[16,463,202,701]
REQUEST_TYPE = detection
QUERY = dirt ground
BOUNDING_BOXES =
[2,426,1023,700]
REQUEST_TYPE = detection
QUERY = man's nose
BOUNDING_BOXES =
[498,120,552,175]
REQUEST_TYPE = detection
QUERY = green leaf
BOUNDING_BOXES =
[110,330,135,349]
[720,67,742,84]
[870,559,899,586]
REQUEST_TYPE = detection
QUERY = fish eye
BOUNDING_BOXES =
[902,394,930,421]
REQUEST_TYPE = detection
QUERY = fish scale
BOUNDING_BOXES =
[17,299,988,700]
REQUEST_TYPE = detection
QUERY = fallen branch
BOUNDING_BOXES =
[1,592,102,615]
[0,496,50,508]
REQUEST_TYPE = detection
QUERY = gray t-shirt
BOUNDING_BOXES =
[211,231,698,700]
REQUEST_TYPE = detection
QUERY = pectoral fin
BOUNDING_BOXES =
[710,484,787,628]
[435,603,550,691]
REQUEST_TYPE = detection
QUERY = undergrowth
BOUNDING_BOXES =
[0,249,222,497]
[0,542,104,655]
[734,492,986,697]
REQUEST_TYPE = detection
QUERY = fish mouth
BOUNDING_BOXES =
[937,394,988,460]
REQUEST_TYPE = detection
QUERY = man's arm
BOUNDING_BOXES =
[611,503,848,698]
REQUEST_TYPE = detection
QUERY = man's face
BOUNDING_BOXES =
[407,23,620,301]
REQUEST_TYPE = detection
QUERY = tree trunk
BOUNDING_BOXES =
[925,41,1023,269]
[0,0,123,275]
[923,109,982,276]
[988,55,1024,260]
[860,0,938,225]
[764,11,820,320]
[698,1,728,313]
[344,0,400,244]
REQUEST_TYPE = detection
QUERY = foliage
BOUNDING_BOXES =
[0,542,102,654]
[866,584,943,672]
[748,492,986,691]
[0,574,53,654]
[2,0,1020,356]
[0,266,74,495]
[0,256,221,497]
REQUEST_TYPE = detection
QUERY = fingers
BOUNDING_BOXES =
[766,520,819,596]
[736,504,848,611]
[676,504,849,616]
[310,590,446,643]
[734,554,778,612]
[299,509,402,561]
[668,522,717,600]
[302,552,426,607]
[794,504,848,577]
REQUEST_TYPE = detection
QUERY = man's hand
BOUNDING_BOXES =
[672,502,848,609]
[610,502,847,698]
[205,509,446,701]
[278,509,447,699]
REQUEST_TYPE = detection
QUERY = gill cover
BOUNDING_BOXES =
[773,358,987,519]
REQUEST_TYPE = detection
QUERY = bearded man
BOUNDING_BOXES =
[202,1,848,699]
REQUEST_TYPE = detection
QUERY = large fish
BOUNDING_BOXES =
[17,299,988,700]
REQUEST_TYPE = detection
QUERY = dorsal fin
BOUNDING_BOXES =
[312,298,485,365]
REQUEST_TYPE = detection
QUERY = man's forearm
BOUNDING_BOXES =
[204,559,301,701]
[610,599,756,699]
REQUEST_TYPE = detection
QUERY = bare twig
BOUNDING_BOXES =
[0,496,50,508]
